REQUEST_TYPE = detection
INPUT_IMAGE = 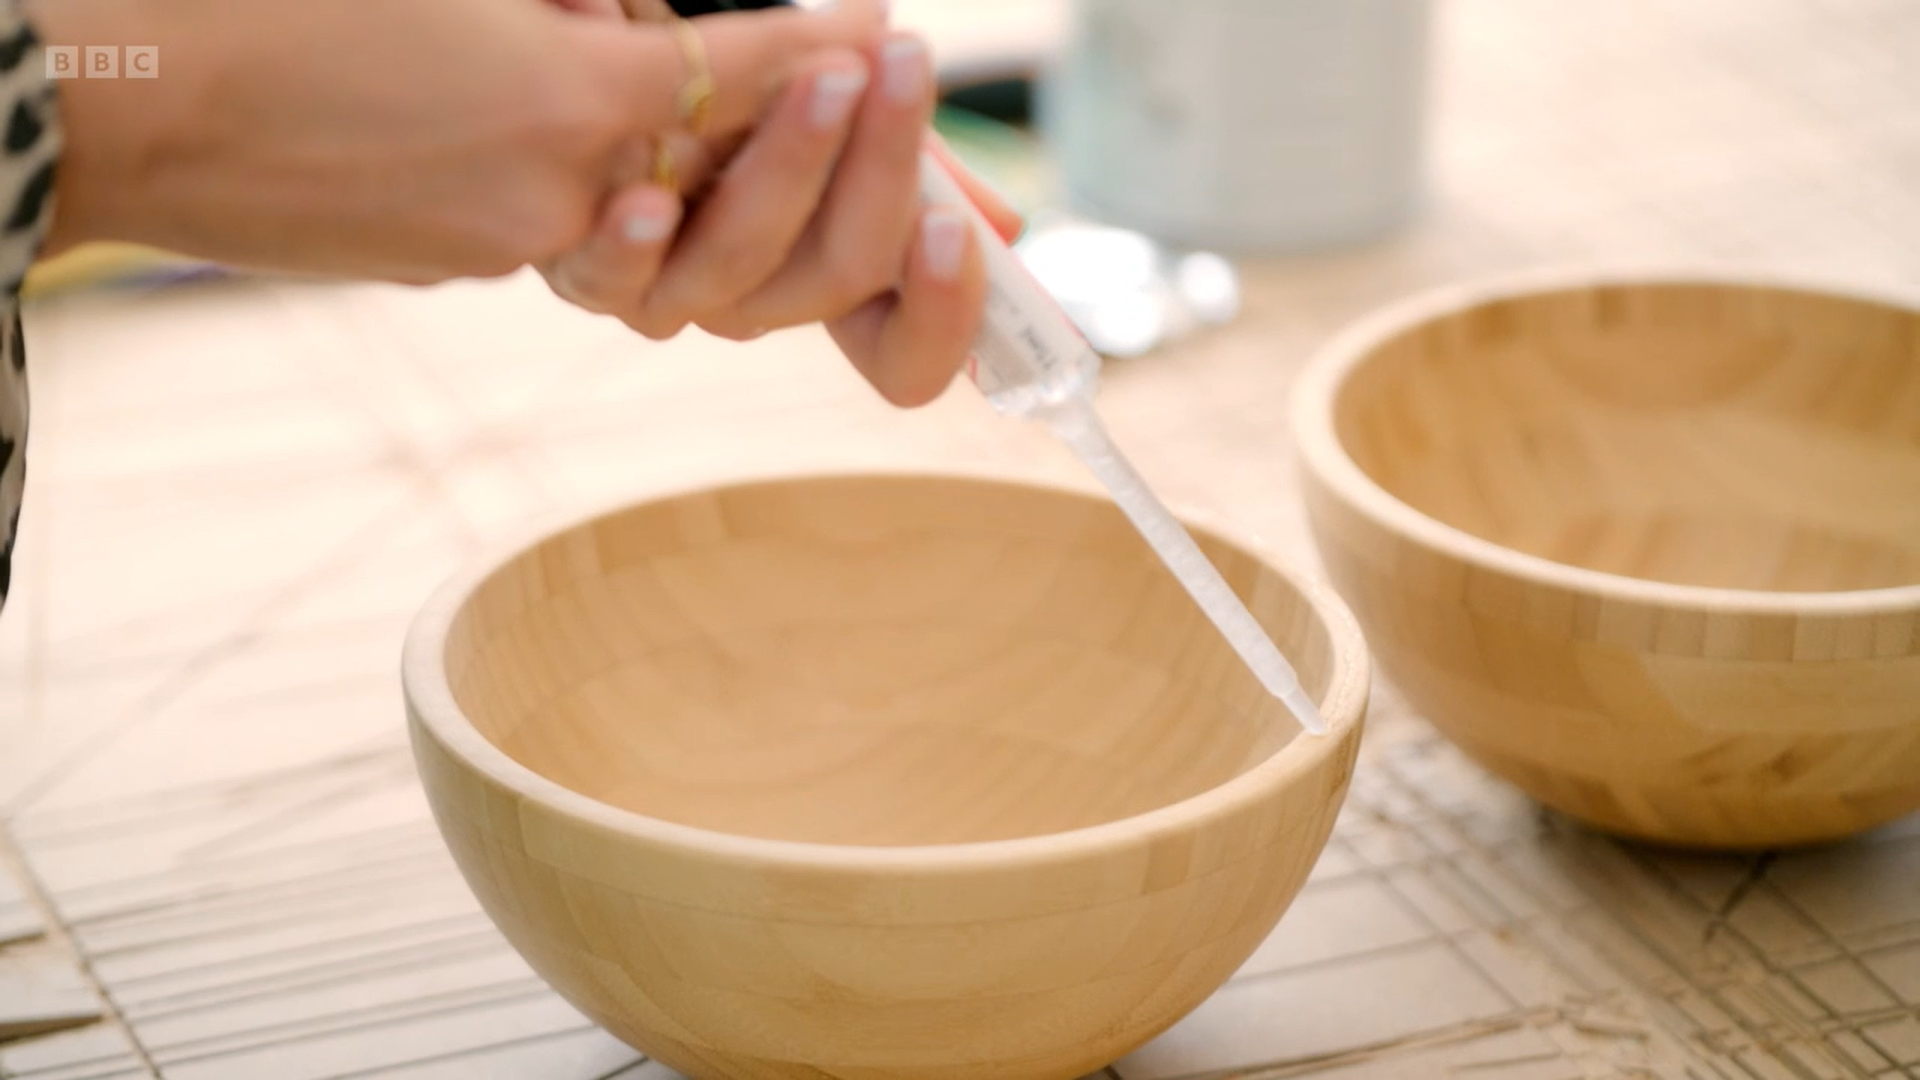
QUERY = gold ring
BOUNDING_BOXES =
[651,137,677,190]
[668,18,715,136]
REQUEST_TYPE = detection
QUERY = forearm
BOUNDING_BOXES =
[23,0,200,256]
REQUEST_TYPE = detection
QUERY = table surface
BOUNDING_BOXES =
[3,0,1919,1077]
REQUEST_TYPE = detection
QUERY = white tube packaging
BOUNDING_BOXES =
[917,153,1101,417]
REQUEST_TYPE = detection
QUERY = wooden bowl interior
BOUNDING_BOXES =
[1333,283,1920,592]
[442,477,1335,846]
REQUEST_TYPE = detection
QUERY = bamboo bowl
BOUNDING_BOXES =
[1291,272,1920,849]
[403,473,1369,1079]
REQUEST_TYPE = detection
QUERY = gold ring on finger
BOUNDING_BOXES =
[668,17,715,136]
[651,136,678,190]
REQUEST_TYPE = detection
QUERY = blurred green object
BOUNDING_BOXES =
[932,103,1049,222]
[23,243,224,299]
[940,77,1034,127]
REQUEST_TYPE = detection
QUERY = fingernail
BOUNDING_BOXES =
[882,36,927,104]
[622,206,675,244]
[922,207,968,282]
[810,67,868,129]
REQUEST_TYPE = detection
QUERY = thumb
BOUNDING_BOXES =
[567,1,889,141]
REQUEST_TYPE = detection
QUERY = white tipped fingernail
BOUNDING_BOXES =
[922,207,968,281]
[622,209,673,245]
[810,67,868,129]
[882,36,927,103]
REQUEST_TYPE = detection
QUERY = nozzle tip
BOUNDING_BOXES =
[1280,687,1328,736]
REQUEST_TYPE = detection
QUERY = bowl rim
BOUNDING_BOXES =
[1289,263,1920,618]
[401,467,1371,873]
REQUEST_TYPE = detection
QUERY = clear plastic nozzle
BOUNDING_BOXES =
[1045,401,1326,735]
[920,154,1326,736]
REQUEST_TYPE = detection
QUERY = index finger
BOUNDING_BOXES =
[576,1,890,139]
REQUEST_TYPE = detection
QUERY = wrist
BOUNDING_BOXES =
[22,0,175,254]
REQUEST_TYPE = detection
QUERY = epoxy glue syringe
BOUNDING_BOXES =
[919,157,1326,736]
[650,0,1319,730]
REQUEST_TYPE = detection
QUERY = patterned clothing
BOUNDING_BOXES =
[0,1,62,614]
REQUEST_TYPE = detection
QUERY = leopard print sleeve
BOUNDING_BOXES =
[0,0,61,614]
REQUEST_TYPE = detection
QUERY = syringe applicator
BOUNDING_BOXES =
[918,154,1327,737]
[653,0,1324,733]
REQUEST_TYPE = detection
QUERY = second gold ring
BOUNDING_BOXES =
[652,18,715,189]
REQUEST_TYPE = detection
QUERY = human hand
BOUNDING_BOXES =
[26,0,888,283]
[541,15,1026,409]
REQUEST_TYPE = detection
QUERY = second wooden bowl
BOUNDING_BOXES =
[404,472,1369,1079]
[1291,272,1920,849]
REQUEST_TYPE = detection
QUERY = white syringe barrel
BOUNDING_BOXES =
[918,155,1101,418]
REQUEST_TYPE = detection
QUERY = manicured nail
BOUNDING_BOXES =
[622,207,674,245]
[882,36,927,104]
[810,67,868,129]
[922,207,968,282]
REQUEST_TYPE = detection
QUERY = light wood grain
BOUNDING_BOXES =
[402,472,1369,1080]
[1292,271,1920,849]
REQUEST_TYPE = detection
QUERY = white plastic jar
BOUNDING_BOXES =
[1041,0,1433,255]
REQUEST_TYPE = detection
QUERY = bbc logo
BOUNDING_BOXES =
[46,46,158,79]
